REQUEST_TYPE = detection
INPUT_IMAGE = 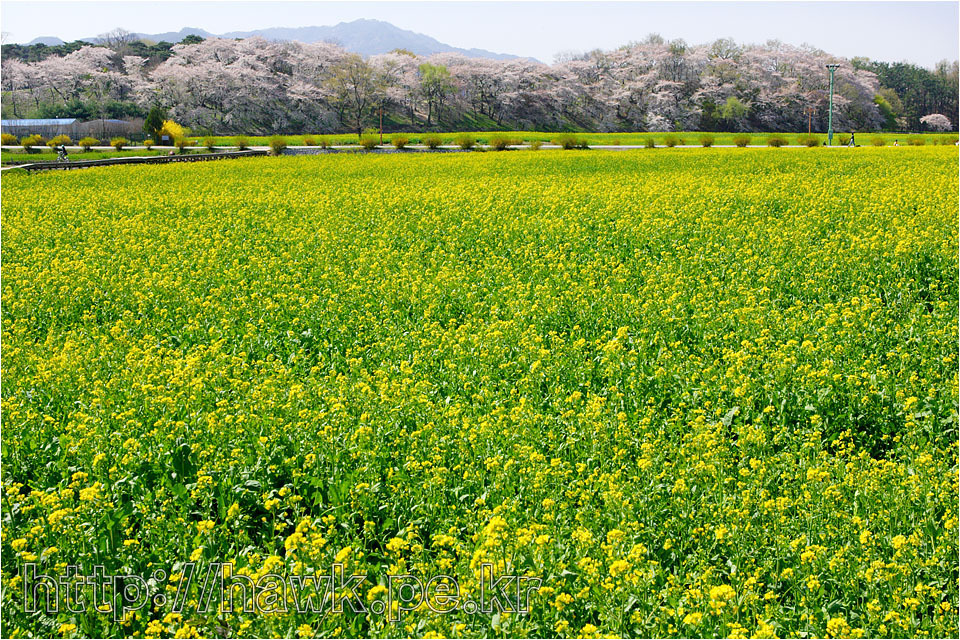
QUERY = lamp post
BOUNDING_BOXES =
[826,64,840,145]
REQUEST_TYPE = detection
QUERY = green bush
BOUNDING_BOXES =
[732,134,751,147]
[766,135,788,147]
[269,136,288,155]
[174,137,189,153]
[318,138,330,149]
[203,136,217,151]
[359,134,380,150]
[302,136,318,146]
[20,135,43,150]
[908,137,926,146]
[1,133,18,146]
[455,134,475,150]
[144,139,155,150]
[235,135,249,150]
[798,134,821,147]
[529,139,543,151]
[110,137,129,151]
[836,134,851,146]
[610,138,621,146]
[47,135,72,148]
[699,134,715,148]
[871,137,886,147]
[555,133,588,149]
[78,137,98,151]
[663,135,679,148]
[644,137,656,148]
[423,134,443,149]
[391,134,410,149]
[488,135,512,151]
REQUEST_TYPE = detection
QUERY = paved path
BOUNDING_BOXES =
[2,143,852,154]
[1,144,869,171]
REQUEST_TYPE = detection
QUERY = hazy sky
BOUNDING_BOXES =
[1,1,957,67]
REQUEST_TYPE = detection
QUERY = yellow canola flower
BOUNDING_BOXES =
[0,148,956,639]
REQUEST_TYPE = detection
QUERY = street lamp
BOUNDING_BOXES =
[826,64,840,145]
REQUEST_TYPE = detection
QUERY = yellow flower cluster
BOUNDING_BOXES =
[1,148,957,637]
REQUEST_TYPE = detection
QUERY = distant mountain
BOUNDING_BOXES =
[218,19,519,60]
[26,36,65,46]
[53,19,519,60]
[131,27,216,44]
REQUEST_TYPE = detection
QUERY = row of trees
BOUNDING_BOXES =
[2,34,956,135]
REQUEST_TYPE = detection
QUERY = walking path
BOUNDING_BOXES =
[0,143,866,172]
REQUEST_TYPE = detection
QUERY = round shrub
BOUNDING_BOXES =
[203,136,217,151]
[143,139,155,150]
[1,133,18,146]
[766,135,788,147]
[111,137,129,151]
[528,139,543,151]
[235,135,249,150]
[699,134,715,148]
[644,137,656,148]
[423,134,443,149]
[455,134,475,150]
[555,134,574,149]
[20,135,43,150]
[269,136,288,155]
[78,137,99,151]
[798,134,821,147]
[391,135,410,150]
[47,135,72,149]
[908,137,926,146]
[158,120,186,143]
[488,134,512,151]
[174,137,189,153]
[302,136,318,146]
[663,135,679,148]
[555,133,588,150]
[871,137,886,146]
[359,134,380,150]
[732,134,751,147]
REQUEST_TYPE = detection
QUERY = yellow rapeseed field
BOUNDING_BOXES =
[1,148,958,638]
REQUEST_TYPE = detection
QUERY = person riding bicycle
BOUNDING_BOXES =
[56,144,69,162]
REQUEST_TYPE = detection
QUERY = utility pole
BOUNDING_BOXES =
[826,64,840,145]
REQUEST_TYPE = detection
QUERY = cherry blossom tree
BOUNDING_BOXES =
[0,33,909,134]
[920,113,952,131]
